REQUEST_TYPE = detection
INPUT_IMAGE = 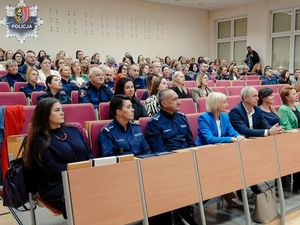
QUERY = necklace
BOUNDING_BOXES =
[53,129,68,141]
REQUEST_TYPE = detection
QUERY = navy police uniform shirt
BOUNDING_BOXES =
[78,81,113,109]
[61,78,79,96]
[98,120,151,157]
[37,90,71,104]
[2,73,26,88]
[145,110,195,153]
[20,83,46,98]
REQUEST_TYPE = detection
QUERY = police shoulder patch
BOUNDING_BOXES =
[79,89,87,98]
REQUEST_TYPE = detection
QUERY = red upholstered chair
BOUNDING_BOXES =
[0,92,27,105]
[186,113,201,141]
[71,91,78,103]
[263,85,278,93]
[278,84,291,94]
[0,70,8,76]
[273,93,282,107]
[179,98,196,114]
[246,80,261,86]
[62,103,96,127]
[139,117,151,135]
[185,81,196,88]
[251,85,262,92]
[22,105,35,134]
[0,82,10,92]
[86,120,112,157]
[99,102,111,120]
[14,82,27,92]
[207,80,215,87]
[216,80,231,87]
[136,89,147,100]
[245,75,260,80]
[30,91,45,105]
[227,86,243,96]
[227,95,241,110]
[232,80,246,86]
[211,87,227,95]
[197,98,207,113]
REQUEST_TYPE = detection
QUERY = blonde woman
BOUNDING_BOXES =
[171,71,190,98]
[192,73,212,102]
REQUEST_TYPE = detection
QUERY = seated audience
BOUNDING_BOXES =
[261,66,278,85]
[141,74,158,100]
[162,65,171,81]
[0,48,5,61]
[70,61,89,86]
[90,52,102,65]
[80,59,90,74]
[144,76,168,116]
[258,87,280,127]
[4,50,13,61]
[59,65,79,96]
[24,98,93,219]
[188,63,199,81]
[79,67,113,109]
[139,63,149,77]
[20,68,45,98]
[114,64,128,89]
[18,50,36,76]
[12,51,25,67]
[37,75,71,104]
[2,59,26,88]
[278,70,291,85]
[129,64,146,89]
[55,58,65,71]
[98,95,151,157]
[290,69,300,85]
[38,56,59,82]
[278,86,300,131]
[145,88,197,225]
[251,63,263,75]
[115,77,147,120]
[239,65,250,76]
[192,73,212,102]
[229,86,284,137]
[216,65,229,80]
[196,92,244,146]
[181,64,192,81]
[228,64,240,80]
[171,71,190,98]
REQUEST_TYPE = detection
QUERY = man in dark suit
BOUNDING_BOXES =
[229,86,283,137]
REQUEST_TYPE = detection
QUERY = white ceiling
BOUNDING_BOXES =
[144,0,264,10]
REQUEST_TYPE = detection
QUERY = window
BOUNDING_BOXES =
[217,18,247,65]
[271,9,300,70]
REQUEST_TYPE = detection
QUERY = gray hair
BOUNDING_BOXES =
[172,71,183,84]
[89,67,103,77]
[106,55,116,64]
[5,59,18,69]
[241,86,256,101]
[99,64,113,74]
[158,89,174,107]
[206,92,227,112]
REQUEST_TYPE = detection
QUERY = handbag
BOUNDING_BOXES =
[252,182,279,224]
[2,136,29,210]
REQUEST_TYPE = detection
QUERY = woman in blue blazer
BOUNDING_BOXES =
[196,92,244,146]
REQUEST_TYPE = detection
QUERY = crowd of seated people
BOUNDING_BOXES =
[2,48,300,224]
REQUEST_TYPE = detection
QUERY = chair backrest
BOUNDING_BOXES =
[62,103,96,128]
[227,95,241,110]
[195,143,244,200]
[216,80,231,87]
[178,98,196,114]
[184,81,196,88]
[211,86,227,95]
[263,85,278,93]
[0,92,27,105]
[87,120,112,157]
[186,113,201,141]
[71,91,78,104]
[0,70,8,76]
[227,86,243,96]
[31,91,45,105]
[245,75,259,80]
[0,82,10,92]
[246,80,261,86]
[140,151,200,217]
[197,98,207,113]
[14,82,27,92]
[278,84,291,94]
[232,80,246,86]
[22,105,35,134]
[136,89,147,100]
[98,102,111,120]
[139,117,151,135]
[273,93,282,106]
[251,85,262,91]
[207,80,215,87]
[7,135,26,162]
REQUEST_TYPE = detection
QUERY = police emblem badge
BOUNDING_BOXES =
[0,0,43,43]
[80,89,87,98]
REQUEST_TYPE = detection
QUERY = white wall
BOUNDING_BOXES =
[0,0,208,62]
[208,0,300,67]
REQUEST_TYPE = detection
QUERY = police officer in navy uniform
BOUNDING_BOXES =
[20,68,45,98]
[2,59,26,88]
[37,75,70,104]
[146,88,197,225]
[79,67,113,109]
[98,95,150,157]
